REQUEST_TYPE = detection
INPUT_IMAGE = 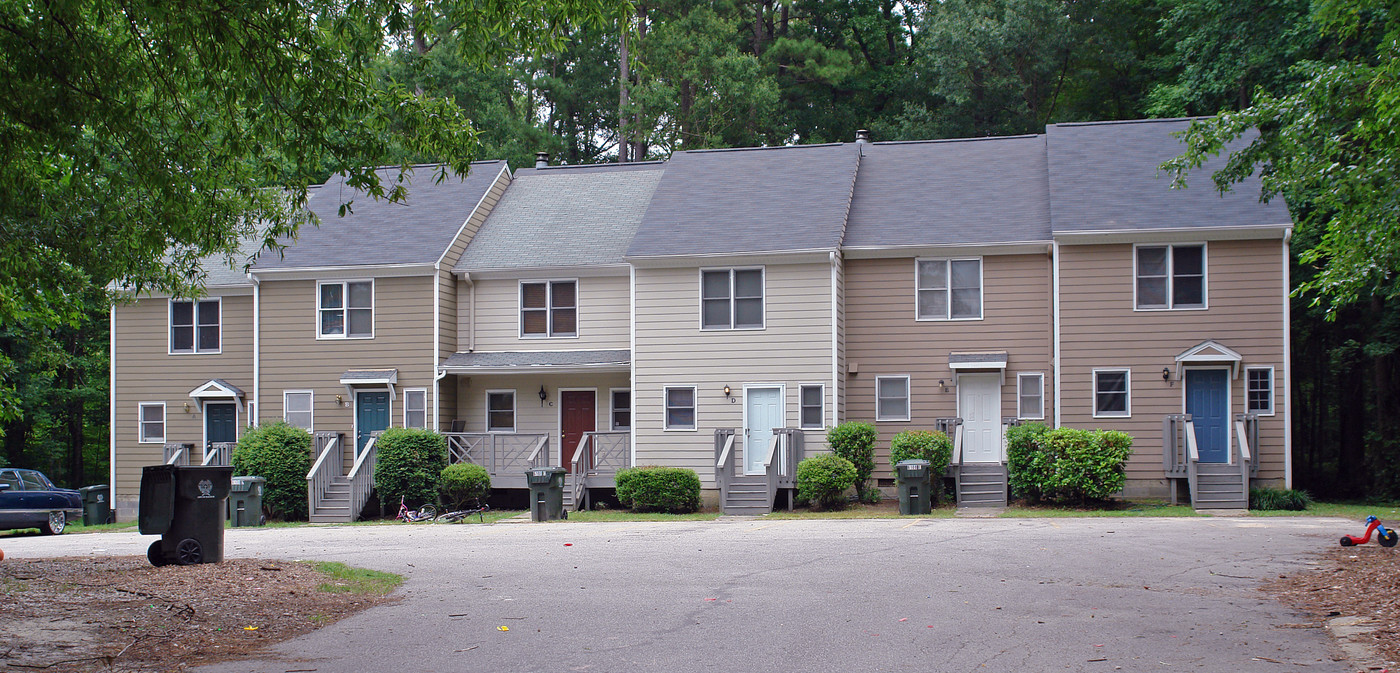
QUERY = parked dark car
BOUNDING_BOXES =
[0,468,83,534]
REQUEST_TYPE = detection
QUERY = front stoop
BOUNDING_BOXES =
[721,475,772,516]
[1192,462,1249,512]
[957,463,1008,507]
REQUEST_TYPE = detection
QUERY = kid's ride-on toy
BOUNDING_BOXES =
[1339,515,1399,547]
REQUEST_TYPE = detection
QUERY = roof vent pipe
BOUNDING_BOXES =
[854,129,871,144]
[535,152,549,169]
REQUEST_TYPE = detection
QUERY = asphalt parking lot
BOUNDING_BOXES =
[1,516,1354,672]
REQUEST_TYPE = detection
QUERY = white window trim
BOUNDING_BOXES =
[283,390,314,432]
[1092,368,1132,418]
[914,257,985,322]
[1244,366,1276,417]
[403,388,428,429]
[1017,372,1045,420]
[875,375,912,422]
[1133,243,1209,311]
[609,387,631,431]
[316,279,375,340]
[663,385,699,432]
[138,402,166,443]
[485,389,517,433]
[168,298,222,355]
[518,278,580,339]
[698,267,766,331]
[798,383,826,430]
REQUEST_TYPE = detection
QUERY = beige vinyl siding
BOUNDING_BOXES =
[466,275,631,352]
[1058,239,1287,495]
[633,262,835,487]
[259,275,436,471]
[454,373,630,462]
[111,293,253,517]
[845,254,1054,479]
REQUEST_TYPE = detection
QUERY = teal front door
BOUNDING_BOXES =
[744,387,783,475]
[1185,369,1229,463]
[205,402,238,446]
[356,391,391,454]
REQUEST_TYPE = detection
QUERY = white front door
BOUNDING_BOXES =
[958,374,1002,463]
[744,386,784,475]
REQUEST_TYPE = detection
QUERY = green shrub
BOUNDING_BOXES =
[615,466,702,513]
[1006,422,1052,501]
[439,463,491,509]
[232,422,312,520]
[1250,487,1312,511]
[826,422,876,493]
[1006,425,1133,504]
[373,428,447,510]
[797,454,858,510]
[889,430,954,472]
[859,484,883,504]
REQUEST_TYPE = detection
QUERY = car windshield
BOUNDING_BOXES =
[20,471,49,490]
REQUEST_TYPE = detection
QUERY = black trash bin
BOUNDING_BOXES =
[526,466,567,522]
[895,459,932,515]
[79,485,112,526]
[139,464,233,566]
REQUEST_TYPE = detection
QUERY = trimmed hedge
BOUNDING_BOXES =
[1250,486,1312,511]
[232,422,312,520]
[439,463,491,509]
[615,466,702,513]
[826,422,876,494]
[889,430,953,504]
[797,453,857,510]
[1006,424,1133,504]
[373,428,448,510]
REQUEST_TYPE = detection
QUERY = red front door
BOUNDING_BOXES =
[560,391,596,473]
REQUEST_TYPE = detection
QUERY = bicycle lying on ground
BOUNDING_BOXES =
[396,496,437,522]
[436,502,490,523]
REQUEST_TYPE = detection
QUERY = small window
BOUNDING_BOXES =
[486,391,515,432]
[664,386,696,430]
[1136,244,1205,309]
[1246,367,1274,415]
[284,391,313,430]
[170,299,220,353]
[0,470,19,491]
[520,280,577,337]
[19,471,48,490]
[1018,373,1045,420]
[611,389,631,431]
[701,268,764,329]
[800,384,825,429]
[139,403,166,443]
[875,376,910,422]
[404,389,427,429]
[1093,369,1131,418]
[916,258,982,320]
[318,280,374,338]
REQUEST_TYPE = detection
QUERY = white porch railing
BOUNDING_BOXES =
[445,432,551,475]
[346,434,378,521]
[306,432,342,517]
[202,442,235,467]
[164,442,192,466]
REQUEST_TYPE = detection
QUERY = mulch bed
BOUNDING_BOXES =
[0,556,396,672]
[1264,545,1399,667]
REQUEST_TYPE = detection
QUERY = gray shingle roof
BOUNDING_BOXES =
[844,136,1051,247]
[627,144,861,258]
[1046,119,1290,233]
[456,163,663,273]
[186,236,263,288]
[441,350,631,370]
[255,161,507,270]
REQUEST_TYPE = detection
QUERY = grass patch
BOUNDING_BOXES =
[1001,501,1202,518]
[66,521,139,534]
[563,509,720,522]
[765,503,958,519]
[1250,502,1400,519]
[307,562,402,596]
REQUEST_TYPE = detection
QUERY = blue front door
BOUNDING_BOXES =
[356,391,390,454]
[1185,369,1229,463]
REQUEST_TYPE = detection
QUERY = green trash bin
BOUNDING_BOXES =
[138,464,233,566]
[526,466,567,522]
[895,459,932,515]
[79,485,112,526]
[228,476,266,527]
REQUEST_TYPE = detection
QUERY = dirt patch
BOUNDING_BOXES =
[1265,544,1399,667]
[0,556,397,672]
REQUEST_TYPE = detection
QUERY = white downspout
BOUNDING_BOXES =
[433,264,441,431]
[108,303,117,514]
[251,274,260,426]
[1051,241,1061,428]
[1282,229,1292,488]
[830,251,839,427]
[629,264,637,468]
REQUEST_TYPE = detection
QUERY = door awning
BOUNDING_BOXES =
[948,351,1008,370]
[340,369,398,400]
[1175,340,1243,378]
[188,379,245,412]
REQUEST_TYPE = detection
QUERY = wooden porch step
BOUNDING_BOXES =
[956,463,1007,507]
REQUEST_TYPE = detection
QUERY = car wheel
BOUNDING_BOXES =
[41,510,66,535]
[147,540,168,567]
[175,538,203,565]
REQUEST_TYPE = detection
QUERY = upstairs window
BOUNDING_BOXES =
[319,280,374,338]
[520,280,577,337]
[917,258,982,320]
[701,268,764,329]
[1136,244,1205,309]
[170,299,220,353]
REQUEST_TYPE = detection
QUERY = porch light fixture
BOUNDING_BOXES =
[723,385,731,398]
[183,402,191,413]
[335,394,344,406]
[1162,368,1173,386]
[538,385,548,406]
[938,379,947,392]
